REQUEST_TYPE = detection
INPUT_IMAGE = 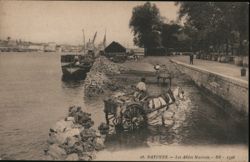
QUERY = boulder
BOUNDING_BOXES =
[46,106,105,161]
[79,153,92,161]
[82,140,95,152]
[65,153,79,161]
[64,128,80,138]
[51,120,74,133]
[48,128,81,146]
[54,133,68,146]
[64,143,83,155]
[66,136,80,148]
[80,128,96,140]
[98,122,109,135]
[47,132,57,144]
[65,117,75,123]
[68,106,81,117]
[48,144,67,160]
[94,137,105,151]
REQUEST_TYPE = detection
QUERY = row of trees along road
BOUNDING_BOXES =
[129,2,249,56]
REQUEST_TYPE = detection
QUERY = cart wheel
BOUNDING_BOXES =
[123,104,147,131]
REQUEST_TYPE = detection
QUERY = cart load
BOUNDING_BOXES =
[103,87,180,132]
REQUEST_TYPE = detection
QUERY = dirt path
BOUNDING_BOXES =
[122,56,172,72]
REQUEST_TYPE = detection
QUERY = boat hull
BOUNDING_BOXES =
[61,65,91,78]
[61,54,94,79]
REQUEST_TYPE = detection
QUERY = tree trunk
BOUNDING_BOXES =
[238,33,242,56]
[231,42,234,55]
[226,39,229,55]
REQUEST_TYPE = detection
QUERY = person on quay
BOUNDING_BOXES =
[190,53,194,65]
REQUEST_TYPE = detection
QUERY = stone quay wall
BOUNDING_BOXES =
[171,59,249,114]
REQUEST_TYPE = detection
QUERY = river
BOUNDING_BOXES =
[0,52,248,160]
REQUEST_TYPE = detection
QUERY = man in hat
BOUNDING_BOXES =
[134,77,147,101]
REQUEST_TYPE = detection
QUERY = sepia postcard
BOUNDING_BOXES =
[0,1,248,161]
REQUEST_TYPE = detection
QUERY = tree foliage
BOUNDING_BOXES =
[161,23,180,49]
[177,2,249,55]
[129,2,248,55]
[129,2,162,49]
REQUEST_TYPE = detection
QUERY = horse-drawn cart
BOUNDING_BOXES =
[103,87,176,131]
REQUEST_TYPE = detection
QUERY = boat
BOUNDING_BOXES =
[60,30,102,78]
[61,54,94,77]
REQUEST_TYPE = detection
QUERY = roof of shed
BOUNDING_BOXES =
[105,41,126,53]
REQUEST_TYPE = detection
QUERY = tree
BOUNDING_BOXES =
[161,23,181,50]
[177,2,249,56]
[177,2,219,53]
[230,2,249,55]
[129,2,162,51]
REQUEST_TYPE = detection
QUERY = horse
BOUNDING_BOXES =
[144,86,184,126]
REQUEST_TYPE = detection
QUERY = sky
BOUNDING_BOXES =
[0,1,180,47]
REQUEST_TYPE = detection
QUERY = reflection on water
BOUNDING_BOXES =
[61,74,87,83]
[61,76,86,89]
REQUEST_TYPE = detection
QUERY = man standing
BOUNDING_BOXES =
[190,53,194,64]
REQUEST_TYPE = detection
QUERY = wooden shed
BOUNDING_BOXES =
[104,41,126,58]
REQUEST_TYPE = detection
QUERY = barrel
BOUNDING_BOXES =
[241,68,246,77]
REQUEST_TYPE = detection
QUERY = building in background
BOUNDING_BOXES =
[28,43,45,52]
[104,41,127,63]
[131,48,145,59]
[104,41,126,57]
[44,42,56,52]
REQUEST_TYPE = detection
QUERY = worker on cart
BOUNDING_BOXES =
[154,63,161,84]
[134,77,147,101]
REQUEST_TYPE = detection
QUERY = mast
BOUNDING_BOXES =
[82,29,85,53]
[103,29,106,49]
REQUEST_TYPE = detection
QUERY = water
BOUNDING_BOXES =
[0,53,248,160]
[103,75,248,151]
[0,52,104,160]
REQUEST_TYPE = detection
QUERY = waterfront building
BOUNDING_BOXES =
[104,41,126,58]
[44,42,56,52]
[131,48,145,58]
[28,44,45,52]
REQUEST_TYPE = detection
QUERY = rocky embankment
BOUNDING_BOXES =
[44,106,106,160]
[84,56,129,97]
